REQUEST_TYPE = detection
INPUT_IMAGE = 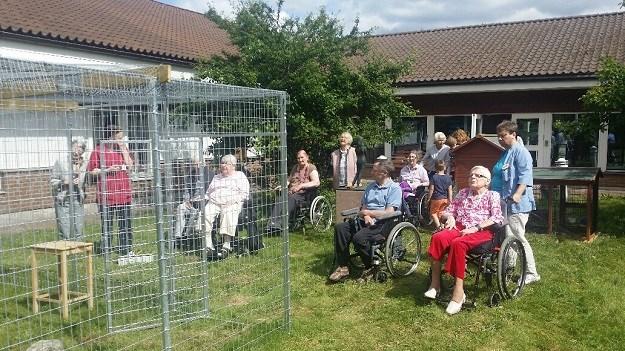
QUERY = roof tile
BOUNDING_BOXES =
[369,12,625,84]
[0,0,237,63]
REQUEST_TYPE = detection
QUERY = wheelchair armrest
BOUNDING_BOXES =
[340,207,359,217]
[376,210,402,221]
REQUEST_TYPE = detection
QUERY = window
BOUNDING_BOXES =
[552,114,598,167]
[608,118,625,170]
[481,114,511,135]
[127,111,152,176]
[92,108,153,178]
[397,117,427,150]
[434,115,471,138]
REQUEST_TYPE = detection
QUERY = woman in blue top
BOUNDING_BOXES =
[492,121,540,284]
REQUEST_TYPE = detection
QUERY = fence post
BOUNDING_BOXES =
[150,76,172,350]
[279,93,291,332]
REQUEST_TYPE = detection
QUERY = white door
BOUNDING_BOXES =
[512,113,551,167]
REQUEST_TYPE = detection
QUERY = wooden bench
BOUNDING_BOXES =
[30,241,94,320]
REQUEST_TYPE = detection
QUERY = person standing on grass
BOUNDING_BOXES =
[491,120,540,284]
[88,125,134,256]
[331,131,357,189]
[423,132,451,178]
[51,139,88,240]
[428,160,453,229]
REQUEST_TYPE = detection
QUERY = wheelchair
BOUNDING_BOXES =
[404,185,430,227]
[172,198,263,257]
[428,224,528,307]
[290,188,334,233]
[339,200,423,282]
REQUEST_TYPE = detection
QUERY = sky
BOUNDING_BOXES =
[160,0,624,34]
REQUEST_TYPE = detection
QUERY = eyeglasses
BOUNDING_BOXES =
[469,173,488,179]
[220,162,233,165]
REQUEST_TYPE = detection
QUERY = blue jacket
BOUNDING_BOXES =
[499,143,536,214]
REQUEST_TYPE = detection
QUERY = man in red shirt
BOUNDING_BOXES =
[88,125,134,256]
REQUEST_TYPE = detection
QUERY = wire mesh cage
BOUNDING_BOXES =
[0,57,289,350]
[530,185,596,235]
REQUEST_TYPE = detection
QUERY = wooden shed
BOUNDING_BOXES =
[452,135,503,189]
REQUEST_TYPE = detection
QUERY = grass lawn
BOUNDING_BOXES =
[1,196,624,350]
[252,195,625,351]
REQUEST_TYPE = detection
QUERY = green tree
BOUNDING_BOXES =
[580,57,625,134]
[197,0,416,166]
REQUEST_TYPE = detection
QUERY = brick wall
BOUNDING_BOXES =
[0,169,155,214]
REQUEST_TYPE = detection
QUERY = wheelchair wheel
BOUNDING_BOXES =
[416,192,431,227]
[497,236,527,299]
[310,196,333,231]
[384,221,421,277]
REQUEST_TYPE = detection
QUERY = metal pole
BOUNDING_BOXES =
[278,93,291,332]
[151,78,172,350]
[100,141,113,332]
[198,137,210,315]
[66,115,75,240]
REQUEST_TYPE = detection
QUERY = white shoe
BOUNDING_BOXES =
[446,293,466,315]
[424,288,438,299]
[525,274,541,285]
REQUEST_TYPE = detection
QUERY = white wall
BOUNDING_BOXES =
[0,38,196,80]
[0,109,93,169]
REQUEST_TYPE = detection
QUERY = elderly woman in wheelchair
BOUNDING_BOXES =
[329,159,405,283]
[399,149,430,225]
[268,150,333,233]
[424,165,506,315]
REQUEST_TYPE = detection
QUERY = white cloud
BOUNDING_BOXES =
[159,0,624,33]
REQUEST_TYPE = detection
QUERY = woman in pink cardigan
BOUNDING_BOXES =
[331,131,358,189]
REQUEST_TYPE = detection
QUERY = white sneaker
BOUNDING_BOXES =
[525,274,541,285]
[446,293,466,315]
[424,288,438,300]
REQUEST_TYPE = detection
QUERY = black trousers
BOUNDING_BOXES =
[100,204,133,255]
[334,219,392,268]
[268,191,308,229]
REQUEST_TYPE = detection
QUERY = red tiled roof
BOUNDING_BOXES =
[0,0,237,63]
[369,12,625,85]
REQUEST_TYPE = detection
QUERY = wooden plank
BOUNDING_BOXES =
[81,72,149,89]
[0,84,57,99]
[0,98,78,111]
[131,65,171,83]
[59,252,69,320]
[30,251,39,314]
[86,247,94,309]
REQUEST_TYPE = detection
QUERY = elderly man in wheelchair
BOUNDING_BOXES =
[329,159,412,283]
[424,165,527,315]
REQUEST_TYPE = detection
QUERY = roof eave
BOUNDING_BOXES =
[0,29,207,66]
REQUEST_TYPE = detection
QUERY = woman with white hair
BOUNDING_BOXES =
[331,131,357,189]
[204,154,250,258]
[51,138,88,240]
[424,165,504,315]
[423,131,451,177]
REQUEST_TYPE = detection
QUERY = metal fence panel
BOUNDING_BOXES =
[0,57,289,351]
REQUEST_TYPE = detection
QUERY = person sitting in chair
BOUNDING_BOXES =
[329,159,402,283]
[267,149,320,233]
[424,165,503,315]
[204,154,250,258]
[400,149,429,195]
[174,157,213,249]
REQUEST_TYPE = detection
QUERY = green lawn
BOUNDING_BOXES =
[251,196,625,351]
[2,197,624,350]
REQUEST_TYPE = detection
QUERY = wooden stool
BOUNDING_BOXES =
[30,241,94,320]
